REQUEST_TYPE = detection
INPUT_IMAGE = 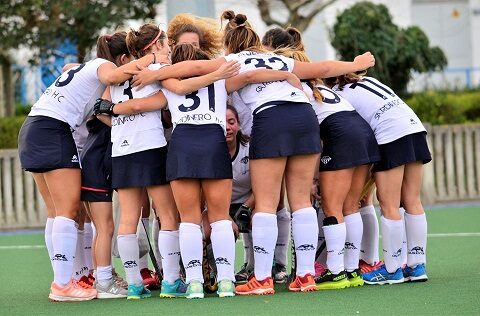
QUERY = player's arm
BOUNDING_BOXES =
[293,52,375,79]
[97,53,157,85]
[225,69,303,93]
[128,58,227,88]
[63,63,80,72]
[161,60,240,95]
[95,91,168,116]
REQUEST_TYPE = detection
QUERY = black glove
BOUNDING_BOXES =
[234,204,252,233]
[94,98,118,116]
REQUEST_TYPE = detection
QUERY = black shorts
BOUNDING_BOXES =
[18,116,80,172]
[319,111,380,171]
[167,124,232,181]
[80,118,113,202]
[373,132,432,172]
[112,146,168,189]
[250,102,321,159]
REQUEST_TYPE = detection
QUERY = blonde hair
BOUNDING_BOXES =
[167,13,223,58]
[333,71,368,90]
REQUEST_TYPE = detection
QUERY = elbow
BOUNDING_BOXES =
[243,71,256,84]
[131,103,144,113]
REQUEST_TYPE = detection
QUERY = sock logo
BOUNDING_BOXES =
[345,242,357,250]
[253,246,269,254]
[321,156,332,165]
[296,244,315,251]
[168,251,181,256]
[392,248,402,258]
[338,248,345,255]
[52,254,67,261]
[408,246,424,255]
[215,257,231,265]
[75,266,88,276]
[123,260,137,268]
[186,259,201,269]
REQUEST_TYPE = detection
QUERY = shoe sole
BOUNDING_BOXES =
[218,292,235,298]
[408,275,428,282]
[364,278,405,285]
[348,277,365,287]
[96,292,128,299]
[316,279,351,290]
[49,293,96,302]
[159,293,187,298]
[127,293,152,300]
[235,288,275,295]
[186,294,205,299]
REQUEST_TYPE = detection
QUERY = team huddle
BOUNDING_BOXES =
[17,10,430,302]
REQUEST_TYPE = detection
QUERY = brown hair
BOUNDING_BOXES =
[262,27,304,51]
[96,31,129,64]
[227,104,249,146]
[221,10,265,54]
[333,71,367,90]
[170,43,211,64]
[126,23,167,59]
[167,13,223,58]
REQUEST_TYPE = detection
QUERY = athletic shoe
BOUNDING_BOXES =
[160,279,188,298]
[403,263,428,282]
[314,262,327,278]
[363,264,405,285]
[140,268,159,290]
[87,273,95,286]
[235,263,253,284]
[96,279,128,299]
[315,270,350,290]
[359,259,383,274]
[346,269,364,287]
[288,273,317,292]
[48,279,97,302]
[186,280,205,299]
[235,276,275,295]
[78,275,94,289]
[272,263,288,284]
[127,283,151,300]
[217,279,235,297]
[112,271,128,289]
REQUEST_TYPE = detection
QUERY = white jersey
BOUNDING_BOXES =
[303,83,355,124]
[231,142,251,204]
[29,58,111,130]
[231,92,252,137]
[224,51,309,114]
[333,77,426,144]
[73,121,88,155]
[163,79,228,133]
[110,63,167,157]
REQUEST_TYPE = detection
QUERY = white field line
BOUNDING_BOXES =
[1,232,480,250]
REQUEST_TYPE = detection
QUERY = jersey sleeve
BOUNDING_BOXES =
[224,53,238,62]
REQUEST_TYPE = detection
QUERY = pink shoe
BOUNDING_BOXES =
[314,262,327,278]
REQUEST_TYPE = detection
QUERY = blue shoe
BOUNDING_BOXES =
[160,279,188,298]
[404,264,428,282]
[363,264,405,285]
[127,283,151,300]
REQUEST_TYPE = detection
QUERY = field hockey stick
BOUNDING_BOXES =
[360,177,376,201]
[140,216,162,279]
[287,211,297,287]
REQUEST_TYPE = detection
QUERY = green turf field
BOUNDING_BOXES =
[1,206,479,315]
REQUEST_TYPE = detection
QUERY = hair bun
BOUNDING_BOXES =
[234,14,247,26]
[105,35,112,42]
[222,10,236,21]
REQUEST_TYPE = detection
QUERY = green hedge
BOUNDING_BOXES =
[0,116,26,149]
[405,90,480,125]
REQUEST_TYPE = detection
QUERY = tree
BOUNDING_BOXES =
[257,0,337,32]
[330,2,447,94]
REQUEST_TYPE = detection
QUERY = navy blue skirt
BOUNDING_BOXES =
[319,110,380,171]
[167,124,232,181]
[250,102,321,159]
[18,116,80,172]
[373,132,431,172]
[80,118,113,202]
[112,146,168,189]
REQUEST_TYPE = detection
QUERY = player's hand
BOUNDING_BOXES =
[353,52,375,70]
[213,60,241,80]
[94,98,117,117]
[126,65,157,89]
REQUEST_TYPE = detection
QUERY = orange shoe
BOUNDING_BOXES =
[288,273,317,292]
[78,275,94,289]
[359,260,384,274]
[49,279,97,302]
[235,276,275,295]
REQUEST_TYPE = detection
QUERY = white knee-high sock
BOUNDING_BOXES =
[404,212,427,268]
[242,233,254,269]
[359,205,379,264]
[252,212,278,281]
[158,230,180,284]
[117,234,143,285]
[399,207,407,266]
[210,220,235,282]
[323,222,346,274]
[138,218,150,270]
[152,219,163,270]
[380,216,404,273]
[316,209,327,265]
[83,222,93,273]
[45,218,54,269]
[52,216,78,286]
[179,223,203,283]
[96,265,113,287]
[275,207,290,266]
[292,207,318,277]
[344,213,363,272]
[73,229,88,280]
